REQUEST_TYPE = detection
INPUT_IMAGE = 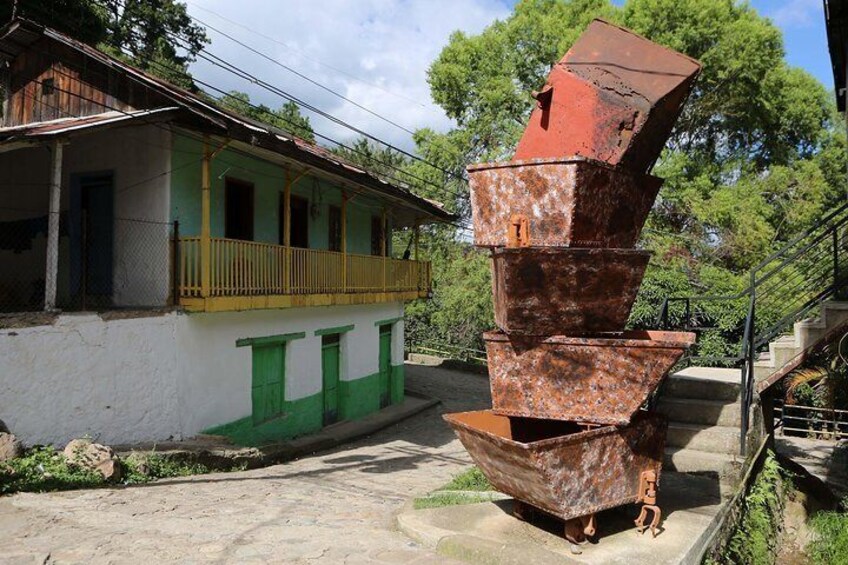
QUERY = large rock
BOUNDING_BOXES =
[0,432,22,462]
[63,439,122,481]
[0,418,9,434]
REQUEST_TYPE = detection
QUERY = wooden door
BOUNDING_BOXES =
[70,172,114,305]
[322,334,341,425]
[379,324,392,408]
[251,344,285,424]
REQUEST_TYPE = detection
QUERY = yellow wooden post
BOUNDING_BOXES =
[381,208,387,292]
[283,167,292,293]
[341,192,348,293]
[200,137,211,298]
[414,220,420,261]
[414,219,420,291]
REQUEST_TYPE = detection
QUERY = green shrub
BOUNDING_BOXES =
[0,447,220,495]
[724,452,788,565]
[122,453,211,485]
[808,498,848,565]
[0,446,104,494]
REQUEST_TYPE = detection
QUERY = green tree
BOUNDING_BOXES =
[219,91,315,143]
[408,0,846,354]
[1,0,208,88]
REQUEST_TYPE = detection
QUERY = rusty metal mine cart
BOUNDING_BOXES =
[443,18,701,545]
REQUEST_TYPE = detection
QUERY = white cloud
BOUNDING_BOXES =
[769,0,821,29]
[185,0,510,151]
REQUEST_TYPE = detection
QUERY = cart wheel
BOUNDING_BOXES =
[564,518,588,545]
[512,500,532,521]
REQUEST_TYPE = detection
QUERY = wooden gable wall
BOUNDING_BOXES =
[3,37,170,127]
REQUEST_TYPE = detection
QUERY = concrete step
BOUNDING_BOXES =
[822,301,848,328]
[662,367,741,401]
[769,335,800,368]
[794,319,827,349]
[657,397,741,427]
[663,446,742,481]
[666,422,741,454]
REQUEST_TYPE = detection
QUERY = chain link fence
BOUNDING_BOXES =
[0,210,176,313]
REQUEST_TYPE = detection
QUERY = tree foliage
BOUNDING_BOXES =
[219,91,315,142]
[408,0,846,352]
[1,0,208,88]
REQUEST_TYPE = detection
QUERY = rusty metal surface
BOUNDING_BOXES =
[485,330,696,424]
[443,410,667,522]
[468,157,662,248]
[491,247,650,335]
[513,19,701,172]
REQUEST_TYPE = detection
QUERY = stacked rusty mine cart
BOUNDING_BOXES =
[443,20,702,546]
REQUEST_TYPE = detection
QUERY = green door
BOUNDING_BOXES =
[379,324,392,408]
[322,334,341,425]
[252,344,285,424]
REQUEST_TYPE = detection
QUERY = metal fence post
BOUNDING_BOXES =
[833,227,839,294]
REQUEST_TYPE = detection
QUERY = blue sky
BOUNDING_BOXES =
[188,0,835,150]
[608,0,833,88]
[749,0,832,88]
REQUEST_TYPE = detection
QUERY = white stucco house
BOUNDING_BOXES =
[0,19,453,447]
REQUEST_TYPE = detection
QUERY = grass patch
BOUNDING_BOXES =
[0,446,103,494]
[441,466,492,492]
[122,453,213,485]
[808,498,848,565]
[414,492,492,509]
[722,451,789,565]
[413,466,495,509]
[0,446,236,495]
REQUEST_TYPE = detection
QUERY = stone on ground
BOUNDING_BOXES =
[0,432,22,462]
[63,439,122,480]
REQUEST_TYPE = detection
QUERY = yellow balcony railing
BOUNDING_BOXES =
[177,237,431,301]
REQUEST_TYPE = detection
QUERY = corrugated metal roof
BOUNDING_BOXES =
[0,108,179,140]
[0,19,455,223]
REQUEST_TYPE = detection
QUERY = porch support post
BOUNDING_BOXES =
[413,219,419,261]
[341,192,347,293]
[44,141,63,311]
[200,137,211,298]
[283,167,291,293]
[381,207,387,292]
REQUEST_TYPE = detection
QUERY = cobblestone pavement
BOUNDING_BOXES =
[0,364,491,564]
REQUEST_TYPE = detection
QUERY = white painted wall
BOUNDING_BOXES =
[0,301,404,446]
[0,124,171,310]
[173,301,403,437]
[62,124,172,306]
[0,312,181,446]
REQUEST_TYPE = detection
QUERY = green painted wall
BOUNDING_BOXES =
[204,392,324,447]
[204,364,405,447]
[170,133,393,254]
[391,364,405,405]
[339,372,381,421]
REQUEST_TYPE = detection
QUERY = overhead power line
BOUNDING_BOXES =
[191,12,418,135]
[184,0,428,109]
[108,0,468,185]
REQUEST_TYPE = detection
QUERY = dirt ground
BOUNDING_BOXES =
[0,364,490,564]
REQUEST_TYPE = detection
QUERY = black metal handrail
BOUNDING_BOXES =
[656,200,848,456]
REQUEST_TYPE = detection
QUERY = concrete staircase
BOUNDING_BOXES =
[659,366,744,485]
[657,301,848,486]
[752,301,848,389]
